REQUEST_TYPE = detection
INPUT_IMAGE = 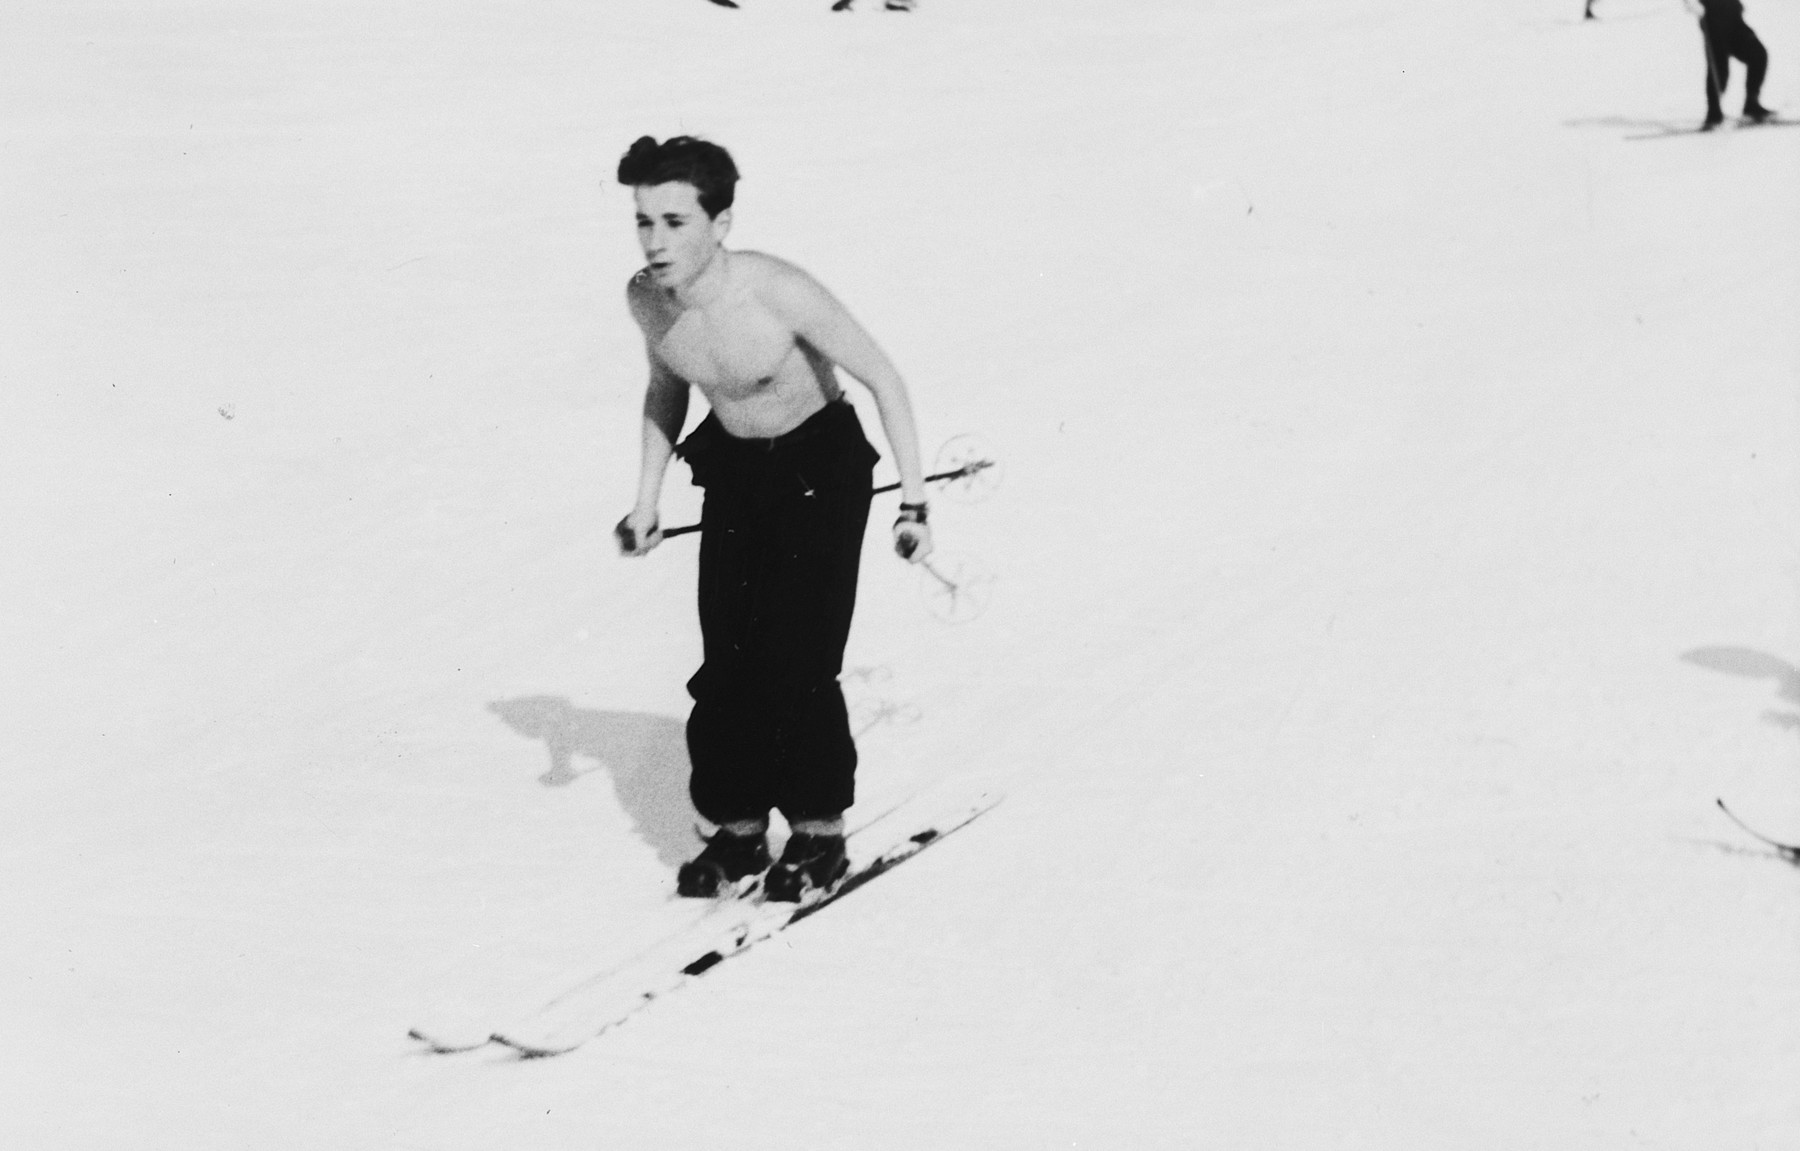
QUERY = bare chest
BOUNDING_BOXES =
[654,304,801,398]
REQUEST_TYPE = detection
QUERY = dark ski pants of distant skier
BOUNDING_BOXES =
[678,399,876,826]
[1701,17,1767,119]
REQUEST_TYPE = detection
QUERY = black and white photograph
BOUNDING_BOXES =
[3,0,1795,1146]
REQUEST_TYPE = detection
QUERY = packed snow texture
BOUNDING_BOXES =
[2,0,1796,1147]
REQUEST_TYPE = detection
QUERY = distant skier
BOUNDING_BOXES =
[1690,0,1775,128]
[611,136,934,903]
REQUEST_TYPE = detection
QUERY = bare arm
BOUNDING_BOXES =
[634,355,689,521]
[763,263,929,506]
[619,278,688,555]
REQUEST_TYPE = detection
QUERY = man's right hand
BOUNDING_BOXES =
[615,510,663,557]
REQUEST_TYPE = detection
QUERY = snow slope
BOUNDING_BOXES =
[2,0,1795,1147]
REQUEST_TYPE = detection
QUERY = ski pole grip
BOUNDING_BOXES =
[615,515,656,553]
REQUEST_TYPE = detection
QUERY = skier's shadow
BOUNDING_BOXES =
[488,696,700,869]
[1562,114,1692,133]
[1680,646,1800,734]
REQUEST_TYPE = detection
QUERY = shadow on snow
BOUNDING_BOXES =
[488,696,701,870]
[1681,645,1800,735]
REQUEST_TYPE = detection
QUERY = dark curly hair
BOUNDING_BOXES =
[616,135,740,219]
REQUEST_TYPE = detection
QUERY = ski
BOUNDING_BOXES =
[409,787,999,1057]
[408,896,737,1055]
[1716,798,1800,864]
[407,793,916,1054]
[485,789,1001,1058]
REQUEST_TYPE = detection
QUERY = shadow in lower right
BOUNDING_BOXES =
[1681,646,1800,734]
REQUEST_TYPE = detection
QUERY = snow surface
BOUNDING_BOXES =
[3,0,1797,1146]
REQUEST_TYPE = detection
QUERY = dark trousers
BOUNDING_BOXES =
[678,401,877,824]
[1702,17,1768,118]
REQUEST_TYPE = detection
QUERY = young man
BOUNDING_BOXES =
[612,136,933,902]
[1692,0,1774,129]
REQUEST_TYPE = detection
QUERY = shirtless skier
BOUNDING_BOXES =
[612,135,934,902]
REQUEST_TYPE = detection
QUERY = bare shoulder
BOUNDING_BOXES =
[733,249,808,281]
[735,250,839,316]
[625,269,670,330]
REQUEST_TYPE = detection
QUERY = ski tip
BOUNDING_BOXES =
[491,1033,577,1060]
[1715,797,1800,860]
[408,1028,488,1055]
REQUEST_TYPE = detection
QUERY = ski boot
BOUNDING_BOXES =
[765,832,850,903]
[677,827,771,898]
[1744,103,1775,124]
[1701,109,1725,131]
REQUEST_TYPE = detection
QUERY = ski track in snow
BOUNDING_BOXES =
[2,0,1797,1147]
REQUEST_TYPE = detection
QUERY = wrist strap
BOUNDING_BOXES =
[895,502,929,525]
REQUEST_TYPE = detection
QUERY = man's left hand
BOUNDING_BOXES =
[893,520,933,563]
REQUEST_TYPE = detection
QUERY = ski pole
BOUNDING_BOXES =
[655,459,994,540]
[1694,9,1726,119]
